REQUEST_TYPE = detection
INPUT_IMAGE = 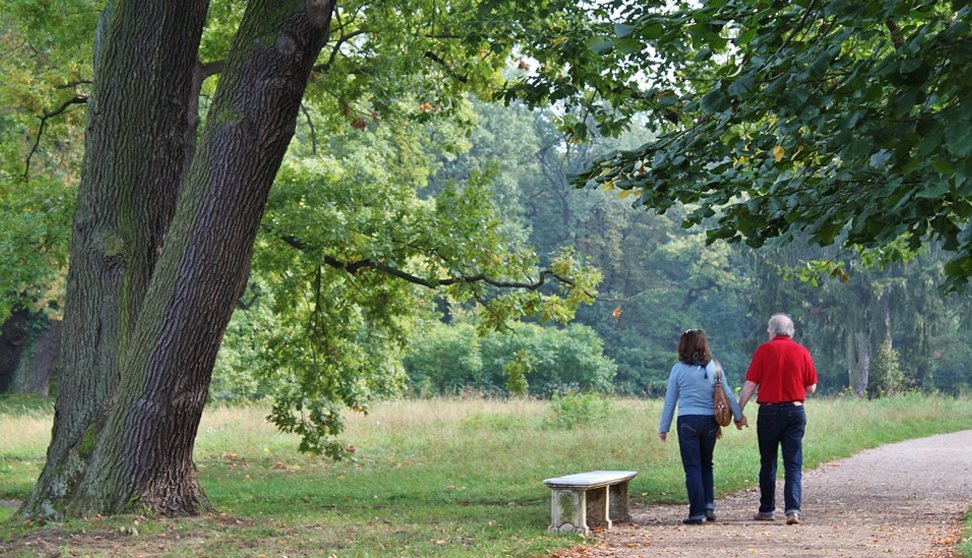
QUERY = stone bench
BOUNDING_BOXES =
[542,470,637,534]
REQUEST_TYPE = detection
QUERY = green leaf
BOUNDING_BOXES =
[658,93,678,106]
[786,87,811,108]
[613,23,635,38]
[701,88,730,114]
[727,74,755,98]
[916,182,950,199]
[736,28,757,45]
[932,159,955,174]
[945,125,972,158]
[651,150,668,169]
[587,36,615,54]
[899,57,922,74]
[615,37,641,55]
[809,50,835,77]
[641,23,664,40]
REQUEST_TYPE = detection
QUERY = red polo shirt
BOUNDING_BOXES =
[746,336,818,404]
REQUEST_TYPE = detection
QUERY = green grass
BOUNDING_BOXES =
[1,394,971,557]
[959,514,972,558]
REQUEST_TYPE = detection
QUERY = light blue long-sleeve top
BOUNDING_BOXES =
[658,359,744,434]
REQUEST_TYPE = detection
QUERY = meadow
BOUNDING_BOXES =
[1,393,971,557]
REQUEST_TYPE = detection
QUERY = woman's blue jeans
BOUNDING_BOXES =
[677,414,719,520]
[756,404,807,515]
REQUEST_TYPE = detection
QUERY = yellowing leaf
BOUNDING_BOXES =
[601,180,616,191]
[773,146,785,162]
[618,188,639,198]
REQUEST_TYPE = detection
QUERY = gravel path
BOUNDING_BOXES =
[554,429,972,558]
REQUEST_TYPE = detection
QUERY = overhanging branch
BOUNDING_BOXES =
[25,95,89,180]
[321,254,571,290]
[280,235,573,291]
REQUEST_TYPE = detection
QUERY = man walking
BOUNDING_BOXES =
[738,313,818,525]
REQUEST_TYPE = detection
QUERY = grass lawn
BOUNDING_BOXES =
[1,393,971,556]
[959,514,972,558]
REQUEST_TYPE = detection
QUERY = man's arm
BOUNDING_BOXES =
[734,380,757,429]
[806,383,817,395]
[738,380,758,412]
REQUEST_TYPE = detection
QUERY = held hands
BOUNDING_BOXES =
[735,415,749,429]
[658,432,667,442]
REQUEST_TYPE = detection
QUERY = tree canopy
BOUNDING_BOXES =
[573,1,972,289]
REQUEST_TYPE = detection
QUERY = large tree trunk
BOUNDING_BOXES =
[23,0,335,520]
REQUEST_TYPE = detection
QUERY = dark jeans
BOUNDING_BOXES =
[756,404,807,515]
[677,414,719,520]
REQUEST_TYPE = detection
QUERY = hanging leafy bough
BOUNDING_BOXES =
[570,1,972,291]
[252,141,600,458]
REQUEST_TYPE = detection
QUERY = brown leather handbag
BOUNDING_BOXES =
[712,359,733,427]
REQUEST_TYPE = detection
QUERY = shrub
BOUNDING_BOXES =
[868,340,907,399]
[544,390,613,429]
[403,321,617,396]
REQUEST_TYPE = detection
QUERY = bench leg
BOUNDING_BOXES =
[549,489,588,534]
[585,486,611,529]
[609,481,630,523]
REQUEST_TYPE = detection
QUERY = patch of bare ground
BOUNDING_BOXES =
[552,429,972,558]
[0,513,259,557]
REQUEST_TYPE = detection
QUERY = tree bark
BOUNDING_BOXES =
[23,0,335,519]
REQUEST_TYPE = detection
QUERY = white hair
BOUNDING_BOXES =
[768,313,795,337]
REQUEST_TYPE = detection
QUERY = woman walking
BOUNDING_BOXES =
[658,328,745,524]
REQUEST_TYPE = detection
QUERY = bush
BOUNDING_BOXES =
[403,321,617,396]
[868,340,907,399]
[544,390,613,429]
[403,323,485,396]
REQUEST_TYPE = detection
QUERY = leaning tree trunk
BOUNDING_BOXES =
[23,0,335,519]
[23,0,211,520]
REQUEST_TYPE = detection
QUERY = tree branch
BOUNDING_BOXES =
[200,60,226,79]
[885,19,904,50]
[320,253,571,290]
[300,103,318,155]
[279,235,573,291]
[314,28,368,73]
[424,51,468,83]
[775,0,819,57]
[25,95,88,180]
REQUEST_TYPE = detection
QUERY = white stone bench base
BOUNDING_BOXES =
[543,470,637,535]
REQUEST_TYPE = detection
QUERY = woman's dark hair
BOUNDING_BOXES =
[677,329,712,366]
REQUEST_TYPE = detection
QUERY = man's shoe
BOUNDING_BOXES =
[786,512,801,525]
[752,512,775,521]
[682,517,704,525]
[704,509,717,522]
